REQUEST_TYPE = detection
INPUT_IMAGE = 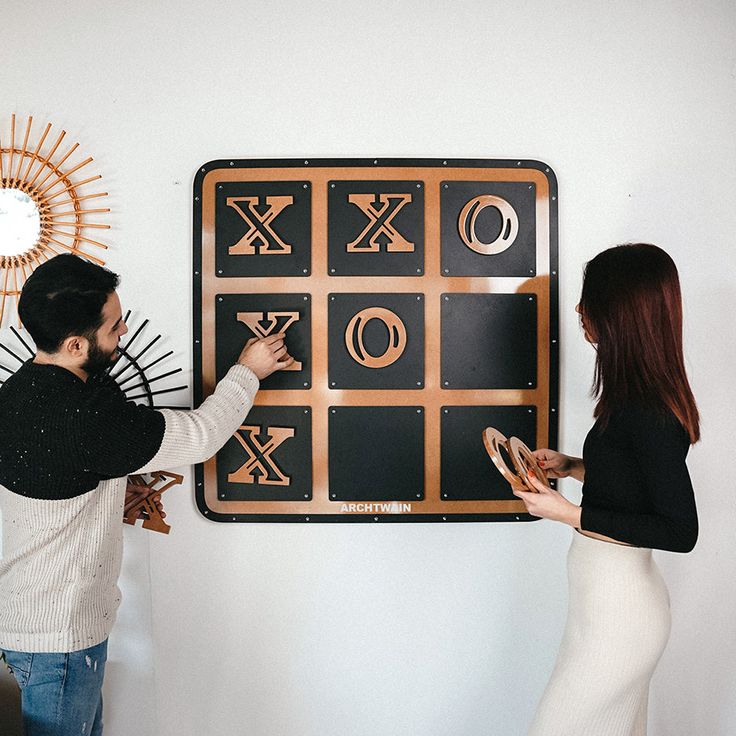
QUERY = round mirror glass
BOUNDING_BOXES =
[0,187,41,257]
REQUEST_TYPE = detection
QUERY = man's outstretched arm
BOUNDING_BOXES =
[80,334,292,478]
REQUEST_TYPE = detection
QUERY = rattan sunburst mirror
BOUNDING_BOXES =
[0,114,110,326]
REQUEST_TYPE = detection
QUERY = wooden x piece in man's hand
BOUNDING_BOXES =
[123,471,184,534]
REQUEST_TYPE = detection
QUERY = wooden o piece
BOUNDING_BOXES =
[482,427,526,490]
[508,436,551,493]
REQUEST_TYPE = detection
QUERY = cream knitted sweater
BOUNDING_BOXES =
[0,363,259,653]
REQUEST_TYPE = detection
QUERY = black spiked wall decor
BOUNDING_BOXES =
[103,311,188,408]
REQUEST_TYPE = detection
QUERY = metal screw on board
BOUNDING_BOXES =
[229,162,234,166]
[303,183,308,189]
[443,269,449,274]
[443,184,448,189]
[331,183,335,188]
[303,269,309,274]
[330,269,336,274]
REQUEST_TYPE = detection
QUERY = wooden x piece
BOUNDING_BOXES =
[123,471,184,534]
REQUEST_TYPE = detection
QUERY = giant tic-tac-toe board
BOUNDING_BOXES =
[193,159,558,523]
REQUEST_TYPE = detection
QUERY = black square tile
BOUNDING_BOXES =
[216,406,312,501]
[328,180,424,276]
[329,406,424,501]
[441,181,536,277]
[441,405,537,501]
[441,293,537,389]
[328,293,424,390]
[215,293,311,389]
[215,181,311,277]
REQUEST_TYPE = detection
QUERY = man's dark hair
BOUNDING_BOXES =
[18,254,120,353]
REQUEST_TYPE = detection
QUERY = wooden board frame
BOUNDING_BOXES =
[193,158,558,523]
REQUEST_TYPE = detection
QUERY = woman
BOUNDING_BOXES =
[516,243,699,736]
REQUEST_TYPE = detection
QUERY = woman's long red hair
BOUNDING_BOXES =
[580,243,700,443]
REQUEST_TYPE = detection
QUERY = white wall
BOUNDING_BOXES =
[5,1,735,734]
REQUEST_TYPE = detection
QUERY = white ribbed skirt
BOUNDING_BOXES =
[528,531,671,736]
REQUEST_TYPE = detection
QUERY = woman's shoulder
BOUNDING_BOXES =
[612,402,688,443]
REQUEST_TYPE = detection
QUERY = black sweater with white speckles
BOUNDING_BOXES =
[0,360,165,499]
[0,361,259,652]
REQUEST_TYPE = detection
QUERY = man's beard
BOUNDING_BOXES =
[82,335,118,376]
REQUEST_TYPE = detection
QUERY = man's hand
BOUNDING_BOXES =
[238,333,295,380]
[124,482,165,520]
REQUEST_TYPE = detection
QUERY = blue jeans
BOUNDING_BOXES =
[1,639,107,736]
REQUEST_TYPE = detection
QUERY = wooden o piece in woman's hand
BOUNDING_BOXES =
[482,427,527,491]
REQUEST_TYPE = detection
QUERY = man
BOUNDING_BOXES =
[0,254,292,735]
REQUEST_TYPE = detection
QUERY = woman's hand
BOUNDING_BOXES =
[533,449,585,482]
[513,474,582,527]
[238,333,295,380]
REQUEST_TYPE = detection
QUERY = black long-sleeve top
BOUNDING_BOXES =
[579,404,698,553]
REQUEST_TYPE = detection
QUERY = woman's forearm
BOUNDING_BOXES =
[568,456,585,482]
